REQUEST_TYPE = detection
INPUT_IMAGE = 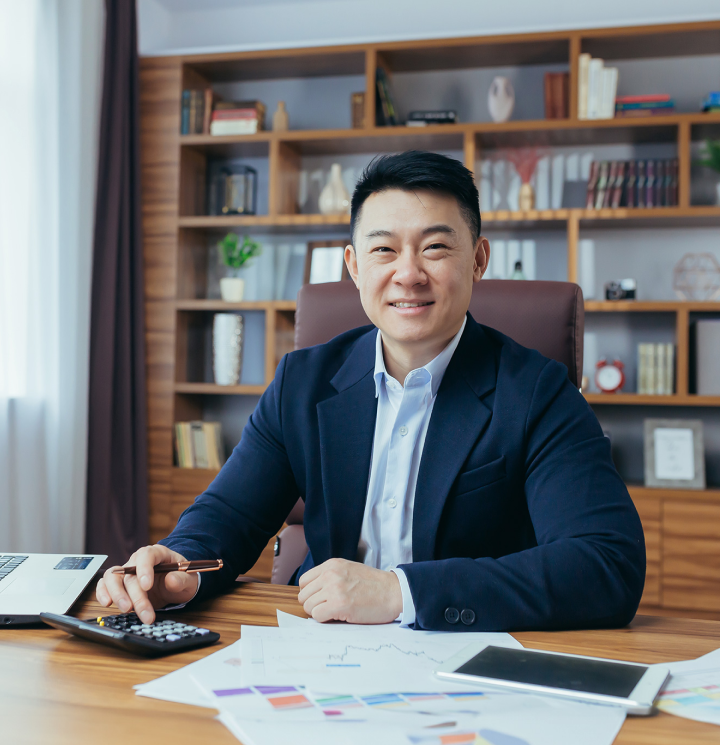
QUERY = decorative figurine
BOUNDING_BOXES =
[318,163,351,215]
[504,148,546,211]
[488,76,515,123]
[595,358,625,394]
[272,101,289,132]
[673,253,720,301]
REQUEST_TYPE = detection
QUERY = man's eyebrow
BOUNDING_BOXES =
[422,224,456,236]
[364,225,457,239]
[365,229,394,239]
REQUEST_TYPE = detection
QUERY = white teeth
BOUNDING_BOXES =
[393,302,430,308]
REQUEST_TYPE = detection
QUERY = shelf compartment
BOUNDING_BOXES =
[585,301,720,312]
[585,393,720,406]
[176,299,296,311]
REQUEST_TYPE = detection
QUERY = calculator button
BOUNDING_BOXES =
[182,625,196,632]
[130,625,142,631]
[166,634,181,641]
[195,629,210,635]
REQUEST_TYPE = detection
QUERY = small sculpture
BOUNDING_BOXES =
[488,76,515,123]
[318,163,351,215]
[504,148,546,211]
[272,101,289,132]
[673,253,720,301]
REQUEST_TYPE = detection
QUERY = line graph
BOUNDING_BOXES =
[326,643,446,666]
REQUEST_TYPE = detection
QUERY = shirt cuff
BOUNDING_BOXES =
[390,567,416,627]
[160,572,202,611]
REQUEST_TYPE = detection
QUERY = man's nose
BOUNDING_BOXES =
[392,250,426,285]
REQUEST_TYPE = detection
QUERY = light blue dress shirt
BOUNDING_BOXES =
[357,318,467,626]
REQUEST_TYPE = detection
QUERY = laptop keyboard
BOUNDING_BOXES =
[0,555,28,581]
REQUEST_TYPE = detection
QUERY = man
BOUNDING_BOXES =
[97,151,645,631]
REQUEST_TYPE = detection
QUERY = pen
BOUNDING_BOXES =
[111,559,223,575]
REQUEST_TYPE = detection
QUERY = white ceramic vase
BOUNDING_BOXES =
[213,313,243,386]
[318,163,350,215]
[488,76,515,123]
[219,276,245,302]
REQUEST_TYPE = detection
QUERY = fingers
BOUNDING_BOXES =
[298,564,322,589]
[297,575,324,606]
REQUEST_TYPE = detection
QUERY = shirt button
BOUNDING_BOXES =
[399,426,408,436]
[388,498,397,508]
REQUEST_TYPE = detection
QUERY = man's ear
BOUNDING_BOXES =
[345,245,359,287]
[472,236,490,282]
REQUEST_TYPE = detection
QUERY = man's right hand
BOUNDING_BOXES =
[95,545,199,625]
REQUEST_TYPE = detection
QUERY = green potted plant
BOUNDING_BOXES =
[218,233,262,302]
[696,139,720,205]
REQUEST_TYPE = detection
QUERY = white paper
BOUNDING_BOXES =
[656,647,720,725]
[551,154,565,210]
[491,240,506,280]
[309,246,345,284]
[521,240,536,281]
[239,622,523,694]
[479,160,492,212]
[506,240,521,278]
[579,239,596,299]
[654,428,695,481]
[534,156,550,210]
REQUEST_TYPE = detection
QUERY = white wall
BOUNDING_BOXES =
[138,0,720,56]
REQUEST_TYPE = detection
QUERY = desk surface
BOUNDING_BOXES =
[2,584,720,745]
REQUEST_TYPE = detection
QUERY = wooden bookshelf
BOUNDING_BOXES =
[141,20,720,609]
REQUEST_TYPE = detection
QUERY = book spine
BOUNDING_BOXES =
[666,343,675,395]
[203,88,214,135]
[615,100,675,110]
[189,90,197,134]
[181,91,190,135]
[655,160,665,207]
[191,421,209,469]
[616,94,671,103]
[669,158,678,206]
[611,161,625,209]
[587,58,604,120]
[210,120,259,135]
[174,423,182,467]
[625,161,636,208]
[647,344,657,395]
[212,422,225,467]
[594,161,609,209]
[544,73,554,119]
[351,92,365,128]
[637,344,646,394]
[636,161,646,209]
[645,160,655,208]
[603,161,617,208]
[578,53,591,119]
[586,160,599,209]
[656,343,666,394]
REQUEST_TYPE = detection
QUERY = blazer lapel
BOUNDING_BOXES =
[412,316,498,562]
[316,328,377,560]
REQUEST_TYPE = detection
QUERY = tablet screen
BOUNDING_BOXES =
[456,646,647,698]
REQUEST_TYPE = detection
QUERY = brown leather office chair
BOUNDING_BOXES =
[271,279,584,585]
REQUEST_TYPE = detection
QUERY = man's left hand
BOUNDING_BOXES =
[297,558,403,624]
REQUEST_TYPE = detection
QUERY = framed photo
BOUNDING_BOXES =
[643,418,705,490]
[303,240,351,285]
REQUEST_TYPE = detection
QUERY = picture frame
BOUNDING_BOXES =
[303,240,351,285]
[643,418,705,490]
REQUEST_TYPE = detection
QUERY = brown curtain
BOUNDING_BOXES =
[85,0,148,567]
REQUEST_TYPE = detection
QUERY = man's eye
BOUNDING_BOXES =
[426,243,447,250]
[373,246,394,253]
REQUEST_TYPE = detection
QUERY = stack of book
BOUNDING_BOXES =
[615,94,675,118]
[637,343,675,395]
[578,55,618,120]
[210,100,266,136]
[375,68,397,126]
[181,89,216,135]
[174,421,225,469]
[544,72,569,119]
[406,110,457,127]
[585,159,678,209]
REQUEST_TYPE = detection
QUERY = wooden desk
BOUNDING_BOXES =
[2,584,720,745]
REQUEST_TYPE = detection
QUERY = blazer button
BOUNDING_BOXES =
[444,607,460,624]
[460,609,476,625]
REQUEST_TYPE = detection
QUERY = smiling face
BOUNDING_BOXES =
[345,188,489,366]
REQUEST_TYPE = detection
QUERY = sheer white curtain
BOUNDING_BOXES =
[0,0,104,551]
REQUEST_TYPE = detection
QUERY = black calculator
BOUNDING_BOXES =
[40,611,220,657]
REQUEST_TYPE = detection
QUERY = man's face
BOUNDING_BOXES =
[345,188,489,352]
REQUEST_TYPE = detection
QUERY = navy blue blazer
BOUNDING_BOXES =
[160,313,645,631]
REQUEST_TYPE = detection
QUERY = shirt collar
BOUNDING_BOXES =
[373,316,467,399]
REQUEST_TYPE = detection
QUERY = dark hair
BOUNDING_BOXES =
[350,151,480,244]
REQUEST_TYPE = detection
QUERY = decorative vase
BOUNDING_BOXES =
[219,276,245,302]
[213,313,243,386]
[518,182,535,211]
[488,76,515,123]
[318,163,351,215]
[272,101,289,132]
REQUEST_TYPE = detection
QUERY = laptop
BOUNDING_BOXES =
[0,553,107,626]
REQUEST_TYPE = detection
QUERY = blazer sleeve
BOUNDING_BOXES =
[158,355,300,602]
[400,358,646,632]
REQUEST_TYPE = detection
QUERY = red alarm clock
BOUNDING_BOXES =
[595,358,625,393]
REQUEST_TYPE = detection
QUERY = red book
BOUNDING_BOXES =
[615,94,671,104]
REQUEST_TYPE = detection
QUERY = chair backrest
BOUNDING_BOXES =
[295,279,584,386]
[272,279,584,584]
